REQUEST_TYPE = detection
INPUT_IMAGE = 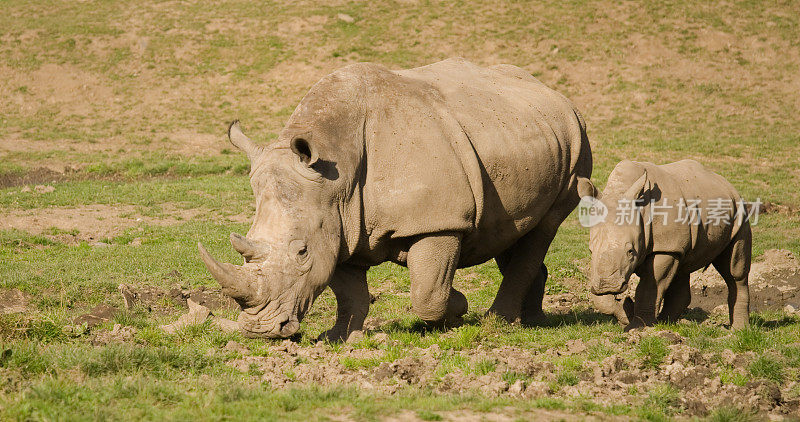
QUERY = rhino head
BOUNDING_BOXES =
[581,171,650,295]
[197,120,346,338]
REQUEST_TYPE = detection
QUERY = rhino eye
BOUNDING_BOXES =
[627,249,635,258]
[289,239,309,261]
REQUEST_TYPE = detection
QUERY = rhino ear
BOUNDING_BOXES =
[577,177,598,199]
[622,170,650,202]
[290,134,319,166]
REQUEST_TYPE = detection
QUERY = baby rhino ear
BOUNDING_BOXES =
[577,177,598,199]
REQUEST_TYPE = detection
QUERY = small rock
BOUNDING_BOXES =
[656,330,684,344]
[92,323,137,345]
[271,339,299,355]
[118,284,136,310]
[159,299,211,334]
[337,13,355,23]
[374,362,393,380]
[130,237,143,246]
[372,332,388,344]
[565,339,587,355]
[223,340,250,355]
[34,185,55,193]
[508,379,525,396]
[784,304,798,314]
[20,186,31,193]
[213,316,239,333]
[712,304,728,315]
[73,303,118,328]
[523,381,551,398]
[363,317,387,330]
[346,330,364,343]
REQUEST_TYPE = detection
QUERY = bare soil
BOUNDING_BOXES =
[690,249,800,314]
[1,204,249,244]
[220,330,798,418]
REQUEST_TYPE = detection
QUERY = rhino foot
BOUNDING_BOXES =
[520,310,547,327]
[623,315,649,332]
[318,327,349,343]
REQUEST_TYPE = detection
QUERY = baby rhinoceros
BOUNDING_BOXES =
[578,160,753,331]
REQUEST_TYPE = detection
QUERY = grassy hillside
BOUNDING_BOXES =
[1,0,799,420]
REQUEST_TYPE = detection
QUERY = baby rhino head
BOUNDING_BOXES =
[579,171,650,296]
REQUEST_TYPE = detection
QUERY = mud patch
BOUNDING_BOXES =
[1,204,247,244]
[0,167,69,189]
[690,249,800,314]
[118,283,238,314]
[0,289,32,314]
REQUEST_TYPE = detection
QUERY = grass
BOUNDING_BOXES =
[2,0,800,419]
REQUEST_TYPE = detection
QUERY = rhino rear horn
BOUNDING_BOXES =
[198,242,261,307]
[230,232,259,260]
[228,120,261,160]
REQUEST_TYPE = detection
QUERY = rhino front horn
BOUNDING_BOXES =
[228,120,261,161]
[198,242,261,307]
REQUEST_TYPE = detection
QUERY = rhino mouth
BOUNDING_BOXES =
[238,292,305,338]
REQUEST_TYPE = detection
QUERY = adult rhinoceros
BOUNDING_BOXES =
[198,58,592,340]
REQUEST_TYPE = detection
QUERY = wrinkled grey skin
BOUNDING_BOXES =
[579,160,751,330]
[199,58,592,340]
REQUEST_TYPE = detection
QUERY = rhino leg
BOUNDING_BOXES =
[407,233,468,326]
[712,224,751,330]
[318,264,369,342]
[657,272,690,323]
[490,205,570,324]
[626,253,680,331]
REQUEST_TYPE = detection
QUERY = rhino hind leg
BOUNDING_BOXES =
[712,224,752,330]
[520,264,548,325]
[318,264,370,342]
[489,224,560,324]
[657,272,690,323]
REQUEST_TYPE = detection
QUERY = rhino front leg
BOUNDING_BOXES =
[318,264,369,342]
[407,232,468,326]
[626,253,680,331]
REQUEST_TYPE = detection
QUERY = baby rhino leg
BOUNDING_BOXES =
[713,224,752,329]
[657,273,690,323]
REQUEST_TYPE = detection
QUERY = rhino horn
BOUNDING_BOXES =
[228,120,261,160]
[198,242,260,306]
[623,170,649,201]
[230,232,259,259]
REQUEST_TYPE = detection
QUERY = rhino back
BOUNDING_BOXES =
[658,160,746,272]
[396,58,590,264]
[607,160,746,272]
